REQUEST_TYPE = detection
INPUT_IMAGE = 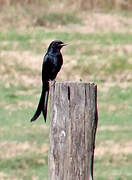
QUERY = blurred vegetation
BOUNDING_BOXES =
[0,0,132,10]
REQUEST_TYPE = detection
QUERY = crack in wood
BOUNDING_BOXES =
[67,86,71,101]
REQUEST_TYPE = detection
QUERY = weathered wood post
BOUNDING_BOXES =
[49,82,98,180]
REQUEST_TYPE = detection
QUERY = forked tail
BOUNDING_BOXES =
[30,81,49,122]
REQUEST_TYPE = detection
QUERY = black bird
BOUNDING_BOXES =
[31,40,67,122]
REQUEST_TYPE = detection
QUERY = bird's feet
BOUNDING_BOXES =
[49,80,56,87]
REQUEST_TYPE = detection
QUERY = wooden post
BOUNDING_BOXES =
[49,82,98,180]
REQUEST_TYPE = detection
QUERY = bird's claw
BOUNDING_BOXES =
[49,80,56,87]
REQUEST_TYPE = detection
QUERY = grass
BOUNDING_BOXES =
[35,12,82,26]
[0,4,132,179]
[0,30,132,44]
[0,82,49,179]
[0,153,48,179]
[95,159,132,180]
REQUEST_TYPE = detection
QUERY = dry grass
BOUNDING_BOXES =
[95,140,132,157]
[0,50,41,86]
[0,141,48,158]
[0,0,132,10]
[82,13,132,33]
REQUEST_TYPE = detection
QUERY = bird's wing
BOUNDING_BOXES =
[42,54,54,81]
[42,53,62,81]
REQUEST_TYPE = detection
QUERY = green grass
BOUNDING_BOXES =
[0,81,49,179]
[0,30,132,47]
[95,159,132,180]
[94,83,132,179]
[0,153,48,179]
[36,12,82,26]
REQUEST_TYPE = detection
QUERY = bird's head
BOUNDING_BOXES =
[48,40,68,51]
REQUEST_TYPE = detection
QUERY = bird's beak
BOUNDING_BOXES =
[60,43,68,47]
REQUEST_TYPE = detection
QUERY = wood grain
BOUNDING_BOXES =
[49,82,98,180]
